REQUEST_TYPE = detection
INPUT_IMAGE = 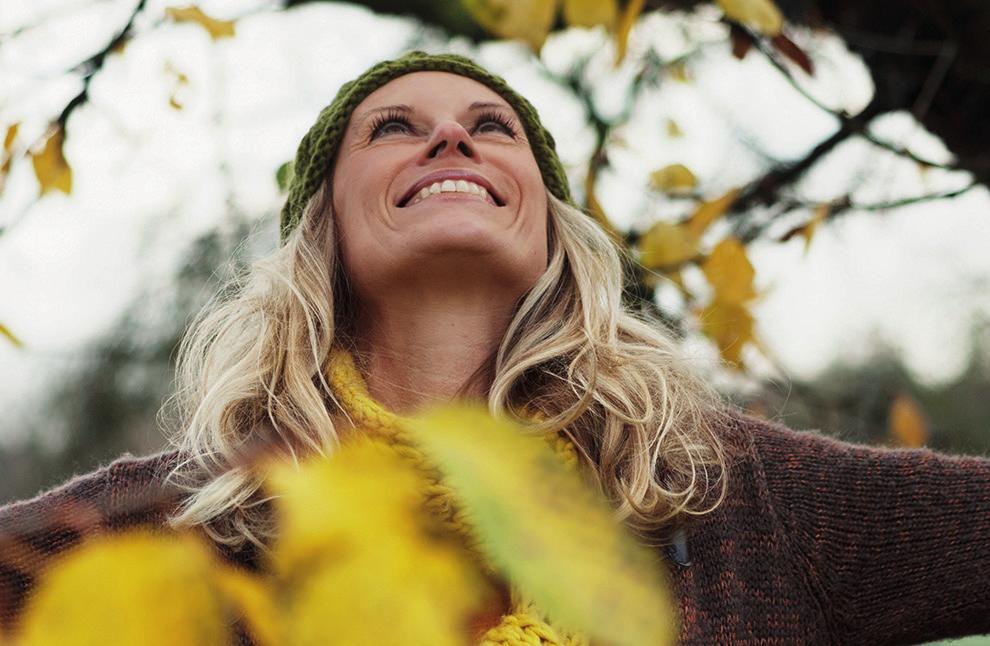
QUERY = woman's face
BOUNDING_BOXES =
[330,71,549,302]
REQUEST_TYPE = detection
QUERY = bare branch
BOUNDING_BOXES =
[746,25,960,173]
[56,0,148,129]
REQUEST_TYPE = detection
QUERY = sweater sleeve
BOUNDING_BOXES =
[748,415,990,645]
[0,451,181,631]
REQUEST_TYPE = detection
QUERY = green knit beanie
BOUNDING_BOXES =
[279,50,574,244]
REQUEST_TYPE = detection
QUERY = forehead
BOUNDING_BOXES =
[349,71,513,124]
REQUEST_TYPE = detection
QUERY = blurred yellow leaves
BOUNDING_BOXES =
[1,122,19,191]
[165,62,189,111]
[699,238,759,367]
[165,5,236,40]
[407,405,677,646]
[30,125,72,196]
[639,188,738,270]
[18,532,228,646]
[640,221,699,269]
[702,237,756,304]
[717,0,783,35]
[458,0,782,59]
[614,0,646,65]
[460,0,631,55]
[563,0,618,29]
[0,324,23,348]
[698,300,754,366]
[638,185,760,368]
[265,437,487,646]
[800,203,830,253]
[889,393,929,448]
[6,405,678,645]
[460,0,559,51]
[650,163,697,195]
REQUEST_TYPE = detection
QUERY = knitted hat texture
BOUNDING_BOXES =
[279,50,573,244]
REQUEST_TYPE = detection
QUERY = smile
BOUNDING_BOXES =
[405,179,498,207]
[397,170,506,207]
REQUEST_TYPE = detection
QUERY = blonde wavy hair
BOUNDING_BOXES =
[164,182,733,551]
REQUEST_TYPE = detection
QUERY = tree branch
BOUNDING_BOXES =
[56,0,148,129]
[747,25,961,172]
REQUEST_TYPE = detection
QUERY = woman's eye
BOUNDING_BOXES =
[476,119,512,135]
[370,118,412,139]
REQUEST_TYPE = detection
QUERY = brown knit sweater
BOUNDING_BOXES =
[1,413,988,645]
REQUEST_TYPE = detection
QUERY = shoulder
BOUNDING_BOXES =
[0,449,184,543]
[0,450,186,628]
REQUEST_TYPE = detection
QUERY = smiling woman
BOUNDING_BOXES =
[330,71,551,356]
[1,51,989,645]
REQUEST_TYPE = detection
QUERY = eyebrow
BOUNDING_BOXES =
[354,101,513,127]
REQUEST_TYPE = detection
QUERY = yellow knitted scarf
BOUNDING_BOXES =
[327,349,590,646]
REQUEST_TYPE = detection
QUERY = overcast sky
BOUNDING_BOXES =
[2,1,989,442]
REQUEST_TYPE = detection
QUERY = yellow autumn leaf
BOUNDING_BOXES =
[406,405,677,646]
[282,533,481,646]
[800,202,830,254]
[685,188,739,239]
[30,125,72,195]
[265,438,487,646]
[614,0,645,65]
[165,61,189,111]
[213,567,278,646]
[698,300,755,367]
[666,60,690,83]
[650,163,697,195]
[165,5,236,40]
[19,531,227,646]
[460,0,557,51]
[639,221,699,269]
[3,123,17,153]
[563,0,617,28]
[701,237,756,304]
[889,393,928,448]
[716,0,783,35]
[0,324,23,348]
[0,123,18,188]
[265,438,431,576]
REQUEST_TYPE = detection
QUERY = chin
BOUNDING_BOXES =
[408,212,507,251]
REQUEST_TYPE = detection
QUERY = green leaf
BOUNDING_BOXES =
[405,405,677,646]
[276,161,294,193]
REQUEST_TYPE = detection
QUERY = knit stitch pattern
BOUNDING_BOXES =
[279,50,574,244]
[326,348,589,645]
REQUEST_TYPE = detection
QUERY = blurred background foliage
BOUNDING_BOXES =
[1,0,989,535]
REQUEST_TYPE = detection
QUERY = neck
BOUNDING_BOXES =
[351,287,518,414]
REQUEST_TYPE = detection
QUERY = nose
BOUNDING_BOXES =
[422,120,477,162]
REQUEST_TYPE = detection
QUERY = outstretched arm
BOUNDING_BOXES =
[752,419,990,645]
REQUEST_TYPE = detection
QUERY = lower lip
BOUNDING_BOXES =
[404,193,497,208]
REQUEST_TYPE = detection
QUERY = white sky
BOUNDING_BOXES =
[2,1,989,440]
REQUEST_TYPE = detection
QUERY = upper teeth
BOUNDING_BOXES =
[407,179,495,206]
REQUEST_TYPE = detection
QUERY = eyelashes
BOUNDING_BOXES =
[368,110,519,141]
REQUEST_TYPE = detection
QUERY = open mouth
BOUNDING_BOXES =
[397,176,505,208]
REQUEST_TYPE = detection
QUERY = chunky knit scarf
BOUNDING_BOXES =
[326,349,589,646]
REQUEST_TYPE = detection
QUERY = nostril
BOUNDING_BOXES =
[428,142,445,158]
